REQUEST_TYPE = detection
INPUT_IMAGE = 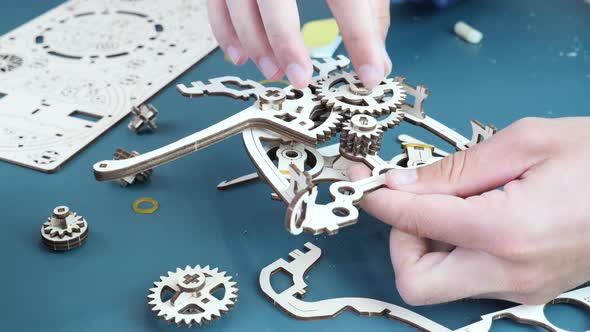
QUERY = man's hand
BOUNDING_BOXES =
[207,0,392,89]
[349,117,590,305]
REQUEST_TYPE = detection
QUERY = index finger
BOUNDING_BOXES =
[327,0,386,89]
[362,187,509,251]
[256,0,313,88]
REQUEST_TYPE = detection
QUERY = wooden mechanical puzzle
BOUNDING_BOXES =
[94,55,496,236]
[0,0,216,172]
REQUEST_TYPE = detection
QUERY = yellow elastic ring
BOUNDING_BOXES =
[258,79,291,86]
[132,198,159,214]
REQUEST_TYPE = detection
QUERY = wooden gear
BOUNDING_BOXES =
[41,206,89,251]
[93,55,496,236]
[148,265,238,327]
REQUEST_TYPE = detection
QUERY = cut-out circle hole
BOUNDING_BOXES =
[337,186,355,196]
[285,150,299,158]
[488,318,542,331]
[332,207,350,217]
[544,301,590,331]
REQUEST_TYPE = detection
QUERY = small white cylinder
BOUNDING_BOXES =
[454,21,483,44]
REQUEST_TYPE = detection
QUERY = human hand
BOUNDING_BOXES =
[207,0,392,89]
[348,117,590,305]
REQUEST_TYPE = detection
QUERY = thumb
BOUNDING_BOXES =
[386,118,549,197]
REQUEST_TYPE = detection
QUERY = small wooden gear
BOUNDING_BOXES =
[41,206,89,251]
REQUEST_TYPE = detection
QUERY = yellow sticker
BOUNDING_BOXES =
[133,197,159,214]
[402,143,435,151]
[301,18,340,49]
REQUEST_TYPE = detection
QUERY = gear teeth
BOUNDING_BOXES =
[339,115,388,157]
[318,73,406,118]
[312,112,344,144]
[148,265,238,327]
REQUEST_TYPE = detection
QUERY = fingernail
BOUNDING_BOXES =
[259,57,280,79]
[286,63,308,88]
[358,64,382,89]
[226,46,241,65]
[386,169,418,188]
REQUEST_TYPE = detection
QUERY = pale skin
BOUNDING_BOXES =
[207,0,392,89]
[207,1,590,306]
[349,117,590,305]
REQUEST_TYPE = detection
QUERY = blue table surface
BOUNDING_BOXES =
[0,0,589,331]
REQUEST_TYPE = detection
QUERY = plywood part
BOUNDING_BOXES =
[93,56,496,236]
[261,243,590,332]
[0,0,217,172]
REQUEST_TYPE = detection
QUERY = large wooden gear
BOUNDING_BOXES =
[148,265,238,327]
[93,55,496,236]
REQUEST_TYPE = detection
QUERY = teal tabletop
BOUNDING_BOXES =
[0,0,589,331]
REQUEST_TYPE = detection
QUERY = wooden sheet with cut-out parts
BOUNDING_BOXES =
[0,0,217,172]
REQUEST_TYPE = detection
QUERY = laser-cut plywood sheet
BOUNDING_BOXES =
[0,0,217,172]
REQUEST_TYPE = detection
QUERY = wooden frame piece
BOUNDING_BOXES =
[0,0,217,172]
[261,243,590,332]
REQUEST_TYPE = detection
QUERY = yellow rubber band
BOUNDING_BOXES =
[132,197,159,214]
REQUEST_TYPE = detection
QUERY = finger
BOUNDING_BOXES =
[347,164,385,211]
[371,0,391,42]
[390,229,509,305]
[371,0,392,76]
[225,0,284,80]
[383,45,393,77]
[256,0,313,88]
[385,118,552,197]
[361,186,509,250]
[327,0,386,89]
[347,164,372,182]
[207,0,247,65]
[472,290,560,305]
